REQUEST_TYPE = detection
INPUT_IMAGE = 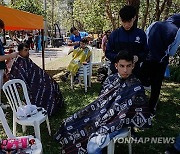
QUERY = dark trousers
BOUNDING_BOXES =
[139,60,167,113]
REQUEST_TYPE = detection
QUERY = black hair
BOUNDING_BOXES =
[70,27,77,33]
[115,50,134,63]
[105,30,111,39]
[119,5,136,22]
[0,19,5,29]
[18,43,29,51]
[80,38,88,44]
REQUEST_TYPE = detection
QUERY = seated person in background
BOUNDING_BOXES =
[54,50,151,154]
[61,38,92,83]
[9,43,64,116]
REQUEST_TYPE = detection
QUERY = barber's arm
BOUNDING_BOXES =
[105,34,117,62]
[85,34,93,41]
[67,39,79,46]
[137,32,149,62]
[0,52,18,61]
[168,29,180,56]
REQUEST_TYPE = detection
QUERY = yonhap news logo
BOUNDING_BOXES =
[113,137,175,144]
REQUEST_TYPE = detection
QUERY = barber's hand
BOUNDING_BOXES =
[133,55,138,63]
[74,41,79,46]
[10,52,18,59]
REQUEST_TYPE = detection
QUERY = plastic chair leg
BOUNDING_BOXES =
[13,115,17,136]
[83,75,87,92]
[34,121,41,141]
[22,125,27,133]
[88,75,91,87]
[46,117,51,136]
[107,140,115,154]
[83,66,88,92]
[70,74,74,89]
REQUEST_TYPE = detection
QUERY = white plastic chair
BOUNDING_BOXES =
[0,106,42,154]
[107,127,132,154]
[70,56,92,92]
[2,79,51,141]
[104,59,112,75]
[91,48,103,66]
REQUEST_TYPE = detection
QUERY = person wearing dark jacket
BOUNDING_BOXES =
[139,14,180,115]
[105,5,148,79]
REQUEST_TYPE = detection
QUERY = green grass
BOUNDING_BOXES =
[0,71,179,154]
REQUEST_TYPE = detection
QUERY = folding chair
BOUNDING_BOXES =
[2,79,51,141]
[0,106,42,154]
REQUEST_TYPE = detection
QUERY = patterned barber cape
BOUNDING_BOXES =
[10,56,64,116]
[55,73,152,153]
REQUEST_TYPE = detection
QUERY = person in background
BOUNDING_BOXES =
[61,38,92,83]
[96,33,103,49]
[0,19,18,109]
[105,5,148,78]
[68,27,93,49]
[34,32,41,52]
[139,14,180,115]
[101,30,111,53]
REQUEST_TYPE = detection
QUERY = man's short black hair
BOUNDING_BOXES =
[80,38,88,44]
[119,5,136,22]
[0,19,5,29]
[18,43,29,51]
[70,27,77,33]
[115,50,134,63]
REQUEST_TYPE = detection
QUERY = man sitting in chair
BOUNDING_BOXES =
[61,38,92,83]
[9,43,63,116]
[54,50,152,154]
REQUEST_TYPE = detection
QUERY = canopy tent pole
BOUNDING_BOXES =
[41,29,45,70]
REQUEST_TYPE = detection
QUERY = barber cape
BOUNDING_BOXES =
[10,56,64,116]
[67,47,92,75]
[54,73,151,154]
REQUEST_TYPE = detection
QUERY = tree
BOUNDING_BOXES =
[73,0,106,33]
[11,0,45,16]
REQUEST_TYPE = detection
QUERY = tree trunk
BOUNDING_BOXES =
[164,0,172,20]
[104,0,116,30]
[126,0,140,27]
[141,0,149,30]
[155,0,167,21]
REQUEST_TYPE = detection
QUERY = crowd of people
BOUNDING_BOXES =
[0,4,180,154]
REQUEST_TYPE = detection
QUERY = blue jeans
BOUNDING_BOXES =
[87,128,128,154]
[174,134,180,152]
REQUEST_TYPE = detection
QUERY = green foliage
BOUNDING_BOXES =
[169,66,180,83]
[11,0,45,16]
[73,0,105,33]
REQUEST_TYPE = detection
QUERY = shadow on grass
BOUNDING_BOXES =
[1,71,179,154]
